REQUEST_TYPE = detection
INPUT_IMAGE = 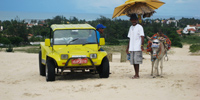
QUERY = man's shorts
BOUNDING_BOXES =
[130,51,143,65]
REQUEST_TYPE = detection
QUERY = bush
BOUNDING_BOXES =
[0,37,11,45]
[181,35,200,44]
[175,42,183,48]
[119,39,129,45]
[189,44,200,53]
[8,36,23,46]
[29,36,44,42]
[106,37,120,45]
[6,44,13,52]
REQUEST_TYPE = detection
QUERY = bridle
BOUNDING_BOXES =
[151,40,162,59]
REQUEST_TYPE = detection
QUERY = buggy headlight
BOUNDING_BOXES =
[61,54,68,59]
[90,54,97,59]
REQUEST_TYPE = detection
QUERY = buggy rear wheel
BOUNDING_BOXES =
[39,51,45,76]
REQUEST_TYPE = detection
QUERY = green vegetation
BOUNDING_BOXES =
[6,44,13,52]
[14,46,40,53]
[106,37,120,45]
[1,15,200,53]
[181,35,200,44]
[189,44,200,53]
[179,18,200,28]
[0,37,11,45]
[181,34,200,53]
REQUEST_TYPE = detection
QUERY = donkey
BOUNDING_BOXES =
[147,36,167,78]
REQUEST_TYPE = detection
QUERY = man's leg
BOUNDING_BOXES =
[133,64,139,77]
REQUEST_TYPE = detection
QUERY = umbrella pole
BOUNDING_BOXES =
[138,14,142,24]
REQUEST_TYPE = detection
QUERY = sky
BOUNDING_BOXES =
[0,0,200,21]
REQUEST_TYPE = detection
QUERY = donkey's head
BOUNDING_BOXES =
[147,36,166,59]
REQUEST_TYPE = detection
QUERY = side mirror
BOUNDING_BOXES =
[99,38,105,46]
[45,39,50,46]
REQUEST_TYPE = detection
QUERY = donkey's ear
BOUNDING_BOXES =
[147,36,153,41]
[159,38,166,42]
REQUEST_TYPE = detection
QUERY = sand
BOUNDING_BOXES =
[0,45,200,100]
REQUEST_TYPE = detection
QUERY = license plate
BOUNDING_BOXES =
[71,58,88,64]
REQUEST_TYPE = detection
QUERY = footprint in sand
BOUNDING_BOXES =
[23,93,41,97]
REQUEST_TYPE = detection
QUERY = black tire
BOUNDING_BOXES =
[46,60,55,81]
[98,57,110,78]
[39,51,45,76]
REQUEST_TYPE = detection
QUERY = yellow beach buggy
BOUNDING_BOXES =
[39,24,110,81]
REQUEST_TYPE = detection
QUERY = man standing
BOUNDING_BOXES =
[96,24,106,51]
[96,24,106,43]
[126,14,145,79]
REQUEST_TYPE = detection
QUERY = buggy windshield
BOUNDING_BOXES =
[53,29,97,45]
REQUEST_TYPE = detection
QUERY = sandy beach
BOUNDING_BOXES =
[0,45,199,100]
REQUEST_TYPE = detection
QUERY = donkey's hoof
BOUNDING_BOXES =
[153,76,156,78]
[160,76,164,78]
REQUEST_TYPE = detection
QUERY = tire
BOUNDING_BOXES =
[39,51,45,76]
[46,60,55,81]
[98,57,110,78]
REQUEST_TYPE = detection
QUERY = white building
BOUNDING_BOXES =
[182,25,196,34]
[0,26,3,31]
[166,20,178,27]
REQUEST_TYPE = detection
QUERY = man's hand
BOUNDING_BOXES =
[126,48,130,54]
[141,36,144,51]
[141,46,144,51]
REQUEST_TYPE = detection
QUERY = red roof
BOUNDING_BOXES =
[176,29,183,35]
[39,24,44,26]
[187,28,196,31]
[196,24,200,27]
[28,34,33,36]
[27,24,34,26]
[189,25,195,27]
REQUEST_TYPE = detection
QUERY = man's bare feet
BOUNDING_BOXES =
[132,75,139,79]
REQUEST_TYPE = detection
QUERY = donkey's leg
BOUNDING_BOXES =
[153,60,158,78]
[160,57,164,77]
[157,60,160,76]
[151,53,154,76]
[151,61,154,76]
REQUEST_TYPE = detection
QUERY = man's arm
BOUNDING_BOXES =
[126,40,130,54]
[141,36,144,51]
[96,31,100,43]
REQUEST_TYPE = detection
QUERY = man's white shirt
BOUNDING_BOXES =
[127,24,145,51]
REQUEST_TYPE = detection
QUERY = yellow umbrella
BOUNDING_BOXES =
[112,0,165,19]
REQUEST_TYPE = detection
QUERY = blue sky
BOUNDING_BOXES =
[0,0,200,20]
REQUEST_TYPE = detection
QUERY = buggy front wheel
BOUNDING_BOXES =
[98,57,110,78]
[46,60,55,81]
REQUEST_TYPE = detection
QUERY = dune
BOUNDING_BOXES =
[0,45,199,100]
